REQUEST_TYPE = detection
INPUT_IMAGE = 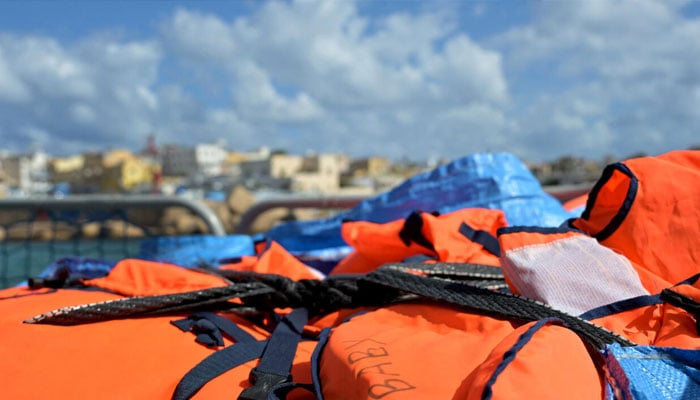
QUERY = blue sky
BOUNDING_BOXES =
[0,0,699,162]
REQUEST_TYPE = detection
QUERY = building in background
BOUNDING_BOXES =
[0,150,51,196]
[161,142,228,178]
[238,152,348,194]
[101,151,160,193]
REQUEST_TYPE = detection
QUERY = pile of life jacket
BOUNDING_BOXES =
[1,150,700,399]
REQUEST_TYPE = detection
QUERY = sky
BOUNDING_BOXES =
[0,0,699,162]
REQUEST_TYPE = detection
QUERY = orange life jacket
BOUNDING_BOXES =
[331,208,507,275]
[313,264,631,400]
[0,244,329,400]
[498,150,700,349]
[571,150,700,292]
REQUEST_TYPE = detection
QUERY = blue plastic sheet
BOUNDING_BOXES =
[37,257,116,281]
[604,343,700,399]
[265,153,575,261]
[138,234,255,268]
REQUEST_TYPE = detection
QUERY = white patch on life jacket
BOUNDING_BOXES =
[501,234,650,316]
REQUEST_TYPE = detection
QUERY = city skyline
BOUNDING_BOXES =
[1,1,699,162]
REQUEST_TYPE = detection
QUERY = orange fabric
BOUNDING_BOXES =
[318,303,516,399]
[84,258,229,296]
[423,208,507,265]
[332,218,430,275]
[463,322,604,400]
[0,285,299,400]
[590,305,663,346]
[332,208,507,275]
[563,193,589,212]
[590,299,700,349]
[220,241,322,281]
[499,229,580,251]
[0,245,328,398]
[652,283,700,348]
[572,150,700,292]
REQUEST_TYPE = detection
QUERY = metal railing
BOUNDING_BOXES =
[0,195,226,235]
[235,186,591,234]
[0,185,591,288]
[236,195,367,234]
[0,195,225,288]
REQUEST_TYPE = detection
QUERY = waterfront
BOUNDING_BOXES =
[0,238,142,288]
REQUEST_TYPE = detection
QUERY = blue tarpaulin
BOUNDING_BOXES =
[604,343,700,399]
[264,153,575,259]
[138,234,255,268]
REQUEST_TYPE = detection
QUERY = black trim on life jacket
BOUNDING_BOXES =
[482,318,565,400]
[578,294,663,321]
[579,272,700,321]
[459,222,501,257]
[398,211,436,251]
[675,272,700,286]
[309,309,384,400]
[311,328,332,400]
[580,162,638,242]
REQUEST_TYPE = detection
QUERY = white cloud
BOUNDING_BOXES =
[4,0,696,162]
[0,33,164,154]
[493,0,700,159]
[233,61,324,123]
[161,8,237,62]
[154,1,509,158]
[0,44,31,103]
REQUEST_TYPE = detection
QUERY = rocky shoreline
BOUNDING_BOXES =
[0,186,315,241]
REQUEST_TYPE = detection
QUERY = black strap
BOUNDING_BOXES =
[385,262,507,291]
[173,309,309,400]
[171,312,257,347]
[172,341,267,400]
[363,266,634,350]
[458,222,501,257]
[398,211,436,251]
[239,308,309,400]
[24,282,276,325]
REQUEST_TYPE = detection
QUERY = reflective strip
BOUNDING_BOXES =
[501,234,649,315]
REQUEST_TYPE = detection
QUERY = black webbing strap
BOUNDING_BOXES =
[24,263,506,326]
[172,341,267,400]
[239,308,309,400]
[386,262,508,291]
[363,266,634,350]
[172,309,309,400]
[458,222,501,257]
[171,312,258,347]
[24,282,276,325]
[390,261,503,278]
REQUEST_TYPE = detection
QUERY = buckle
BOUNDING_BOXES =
[238,368,290,400]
